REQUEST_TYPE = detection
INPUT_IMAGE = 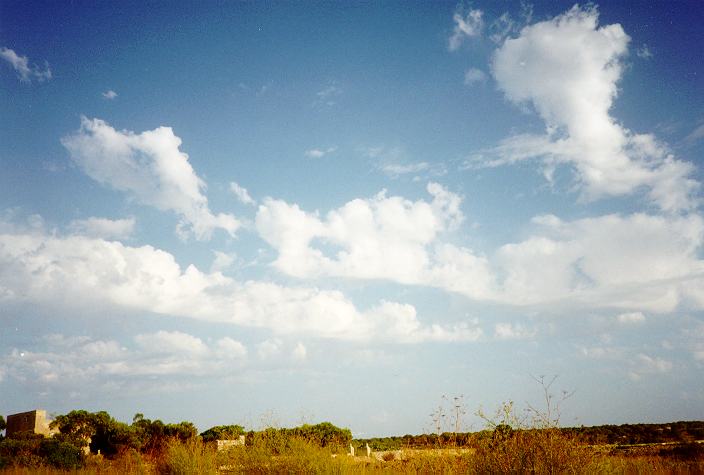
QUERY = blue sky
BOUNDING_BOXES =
[1,1,703,436]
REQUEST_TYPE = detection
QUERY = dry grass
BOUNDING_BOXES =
[2,443,704,474]
[2,431,703,474]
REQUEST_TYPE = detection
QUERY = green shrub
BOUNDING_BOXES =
[0,433,44,469]
[39,439,84,470]
[200,424,245,443]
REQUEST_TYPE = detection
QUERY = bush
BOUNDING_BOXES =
[39,439,84,470]
[471,377,594,475]
[0,433,44,469]
[472,426,592,474]
[157,438,217,475]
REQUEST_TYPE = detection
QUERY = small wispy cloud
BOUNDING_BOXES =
[578,345,623,360]
[448,8,483,51]
[494,322,536,340]
[367,146,446,178]
[102,90,118,100]
[617,312,646,324]
[488,3,532,44]
[489,12,515,44]
[315,83,342,106]
[464,67,487,86]
[629,353,673,381]
[304,147,337,158]
[0,46,52,83]
[230,181,256,206]
[256,81,273,97]
[684,123,704,146]
[381,162,430,176]
[636,44,653,59]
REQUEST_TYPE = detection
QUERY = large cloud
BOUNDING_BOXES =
[495,213,704,311]
[476,5,698,212]
[255,183,704,312]
[61,117,240,240]
[254,182,704,311]
[0,218,480,344]
[255,183,495,300]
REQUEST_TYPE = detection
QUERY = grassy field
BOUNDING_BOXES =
[2,436,703,474]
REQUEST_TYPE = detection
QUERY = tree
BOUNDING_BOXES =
[51,410,136,456]
[51,410,95,450]
[200,424,245,442]
[131,414,197,454]
[164,421,197,441]
[293,422,352,449]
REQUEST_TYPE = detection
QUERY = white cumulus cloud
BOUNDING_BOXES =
[477,5,699,212]
[494,212,704,311]
[0,216,477,343]
[255,183,495,300]
[61,117,240,240]
[102,90,118,99]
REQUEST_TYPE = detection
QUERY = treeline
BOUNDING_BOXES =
[246,422,352,452]
[356,421,704,450]
[0,410,351,470]
[0,411,199,469]
[564,421,704,445]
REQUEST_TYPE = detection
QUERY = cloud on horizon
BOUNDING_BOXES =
[0,214,481,344]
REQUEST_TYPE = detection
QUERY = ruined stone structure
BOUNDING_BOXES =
[5,409,57,437]
[215,435,246,451]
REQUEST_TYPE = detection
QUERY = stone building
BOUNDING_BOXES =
[216,435,246,451]
[5,409,58,437]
